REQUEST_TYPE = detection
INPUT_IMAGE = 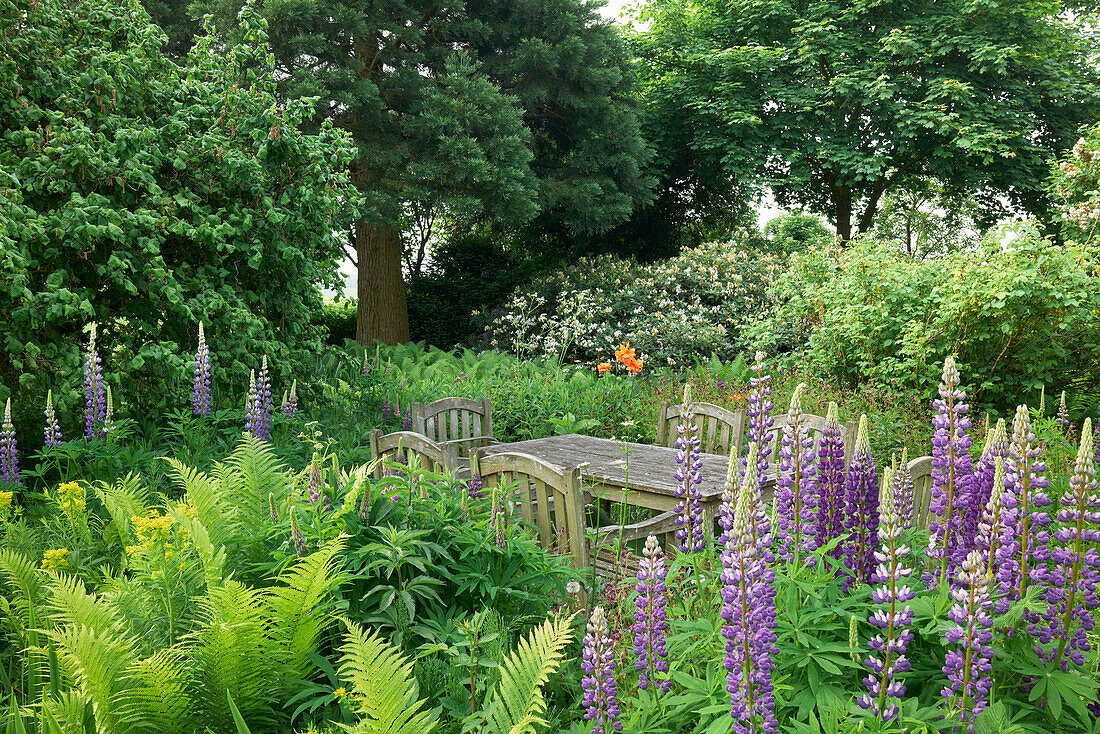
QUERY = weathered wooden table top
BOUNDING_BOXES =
[478,433,774,504]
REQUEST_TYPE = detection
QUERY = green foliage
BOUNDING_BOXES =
[480,237,786,368]
[632,0,1100,239]
[1051,124,1100,243]
[0,0,362,430]
[749,231,1100,409]
[763,213,834,255]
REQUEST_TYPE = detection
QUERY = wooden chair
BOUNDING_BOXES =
[478,452,590,572]
[907,455,934,529]
[762,414,858,473]
[655,401,746,456]
[368,430,458,480]
[411,397,496,468]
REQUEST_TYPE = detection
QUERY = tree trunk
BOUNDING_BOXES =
[834,186,853,242]
[355,220,410,345]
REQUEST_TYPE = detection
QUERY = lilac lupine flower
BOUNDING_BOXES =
[941,550,994,732]
[842,416,879,590]
[308,453,323,505]
[244,370,259,436]
[815,402,847,559]
[290,511,308,556]
[975,451,1015,613]
[0,399,19,488]
[83,324,107,441]
[1056,390,1071,429]
[858,466,915,721]
[928,356,975,584]
[1030,421,1099,671]
[1005,405,1051,603]
[776,383,817,561]
[402,407,412,430]
[673,384,706,553]
[968,425,1012,544]
[362,351,371,375]
[634,535,670,693]
[720,451,778,734]
[743,350,774,497]
[255,356,272,441]
[381,398,392,421]
[582,606,622,734]
[103,386,114,435]
[43,389,63,448]
[281,380,298,419]
[892,449,914,530]
[192,322,212,416]
[1095,400,1100,469]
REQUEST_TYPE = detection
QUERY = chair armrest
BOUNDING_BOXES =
[593,510,680,545]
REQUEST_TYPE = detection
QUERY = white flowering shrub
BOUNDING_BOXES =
[1053,128,1100,242]
[477,238,785,367]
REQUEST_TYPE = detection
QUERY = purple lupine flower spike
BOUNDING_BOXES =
[582,606,622,734]
[968,426,1012,544]
[673,384,706,553]
[720,448,778,734]
[0,399,20,488]
[308,453,323,505]
[858,466,915,721]
[290,511,308,556]
[928,356,975,585]
[83,324,107,441]
[1006,404,1050,603]
[976,446,1014,613]
[635,535,671,692]
[244,370,259,437]
[256,356,272,441]
[362,351,371,375]
[1056,391,1071,430]
[192,322,212,416]
[43,389,63,448]
[282,380,298,419]
[892,449,914,530]
[467,455,485,500]
[776,383,817,561]
[381,397,392,421]
[815,402,847,560]
[403,407,412,430]
[942,550,994,732]
[744,350,775,497]
[1032,421,1099,671]
[842,415,879,590]
[1094,400,1100,469]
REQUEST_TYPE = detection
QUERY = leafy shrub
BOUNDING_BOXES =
[480,235,786,368]
[318,300,358,346]
[748,230,1100,411]
[1052,124,1100,243]
[0,0,361,434]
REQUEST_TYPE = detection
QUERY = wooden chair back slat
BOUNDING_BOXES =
[656,400,746,457]
[368,429,458,478]
[411,397,496,461]
[479,452,589,570]
[907,455,934,529]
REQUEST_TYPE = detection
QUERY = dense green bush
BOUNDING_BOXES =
[480,235,786,368]
[748,229,1100,411]
[0,0,361,435]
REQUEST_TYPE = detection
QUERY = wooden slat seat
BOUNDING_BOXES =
[478,452,590,573]
[368,429,458,479]
[655,400,746,457]
[412,397,497,471]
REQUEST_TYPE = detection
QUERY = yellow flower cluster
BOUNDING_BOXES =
[126,510,179,557]
[0,490,14,521]
[56,482,86,521]
[41,548,71,570]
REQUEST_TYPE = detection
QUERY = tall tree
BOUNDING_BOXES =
[156,0,654,344]
[633,0,1100,241]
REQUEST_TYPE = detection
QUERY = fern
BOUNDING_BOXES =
[164,459,235,550]
[39,690,89,734]
[0,548,45,633]
[189,581,272,732]
[481,614,575,734]
[264,537,346,680]
[92,474,150,549]
[119,650,195,734]
[219,435,291,539]
[337,620,436,734]
[169,504,226,590]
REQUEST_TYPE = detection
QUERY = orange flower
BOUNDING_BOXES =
[614,343,636,362]
[622,356,643,374]
[597,362,613,373]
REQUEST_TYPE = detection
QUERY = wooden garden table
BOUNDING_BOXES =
[476,433,775,522]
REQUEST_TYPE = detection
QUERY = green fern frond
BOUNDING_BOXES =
[164,458,235,549]
[0,548,45,632]
[92,474,150,549]
[40,690,89,734]
[168,504,226,589]
[45,573,130,640]
[263,537,346,679]
[48,617,138,732]
[337,620,436,734]
[119,650,194,734]
[220,435,291,536]
[482,614,575,734]
[189,581,272,731]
